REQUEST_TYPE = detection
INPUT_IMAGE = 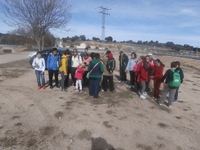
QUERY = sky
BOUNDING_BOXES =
[0,0,200,47]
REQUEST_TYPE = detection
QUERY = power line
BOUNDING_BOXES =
[96,6,111,49]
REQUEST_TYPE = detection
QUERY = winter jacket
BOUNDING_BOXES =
[32,57,45,72]
[119,53,128,69]
[138,62,154,83]
[162,68,177,89]
[71,55,82,68]
[59,54,68,75]
[133,62,142,76]
[176,67,184,83]
[82,56,92,71]
[47,53,60,70]
[101,56,113,76]
[74,65,85,80]
[126,58,137,71]
[153,66,164,79]
[88,59,104,78]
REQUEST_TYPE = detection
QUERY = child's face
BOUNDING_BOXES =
[37,53,41,58]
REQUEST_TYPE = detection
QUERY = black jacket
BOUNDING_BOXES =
[119,54,128,69]
[162,69,174,84]
[176,67,184,83]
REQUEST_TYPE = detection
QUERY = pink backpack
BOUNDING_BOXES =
[133,63,141,76]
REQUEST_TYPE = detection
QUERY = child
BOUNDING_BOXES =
[149,59,165,100]
[125,52,137,88]
[137,55,154,100]
[174,61,184,103]
[159,61,179,108]
[32,52,46,90]
[74,63,85,92]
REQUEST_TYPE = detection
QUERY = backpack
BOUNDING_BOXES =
[169,69,181,88]
[106,58,116,73]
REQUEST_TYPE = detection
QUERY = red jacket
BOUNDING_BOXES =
[138,62,154,82]
[153,66,164,79]
[74,66,85,80]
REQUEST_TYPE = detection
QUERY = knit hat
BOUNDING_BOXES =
[107,53,113,58]
[106,50,111,54]
[119,50,123,54]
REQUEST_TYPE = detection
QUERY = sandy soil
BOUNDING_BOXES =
[0,54,200,150]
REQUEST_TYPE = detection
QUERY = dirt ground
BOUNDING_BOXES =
[0,54,200,150]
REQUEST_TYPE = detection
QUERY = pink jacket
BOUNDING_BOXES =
[82,56,92,71]
[74,66,85,80]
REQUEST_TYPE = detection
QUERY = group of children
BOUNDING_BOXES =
[118,51,184,108]
[32,48,184,108]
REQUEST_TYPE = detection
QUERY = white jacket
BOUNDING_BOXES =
[71,55,82,68]
[32,57,45,72]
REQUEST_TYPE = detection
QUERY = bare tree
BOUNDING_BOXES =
[1,0,72,50]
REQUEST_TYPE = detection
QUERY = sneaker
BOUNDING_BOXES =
[111,90,115,93]
[79,90,82,93]
[124,81,128,84]
[159,103,163,106]
[118,80,122,83]
[55,86,60,89]
[140,95,146,100]
[102,89,107,92]
[143,92,147,96]
[173,100,178,103]
[49,86,53,90]
[38,86,41,90]
[42,86,46,90]
[168,105,172,108]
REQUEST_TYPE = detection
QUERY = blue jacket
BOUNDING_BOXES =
[47,53,60,70]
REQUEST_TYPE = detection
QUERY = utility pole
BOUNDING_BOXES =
[96,6,111,49]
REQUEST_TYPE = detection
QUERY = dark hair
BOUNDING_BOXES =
[155,59,165,67]
[140,56,145,60]
[37,51,41,55]
[143,55,150,70]
[131,52,137,58]
[83,52,89,57]
[64,49,70,55]
[171,61,177,68]
[52,48,57,51]
[90,52,95,59]
[175,61,180,67]
[73,49,78,53]
[95,53,100,59]
[85,48,88,50]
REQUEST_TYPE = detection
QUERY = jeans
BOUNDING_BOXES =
[35,70,45,86]
[89,78,101,98]
[160,85,177,106]
[129,71,135,86]
[60,71,66,90]
[48,69,59,87]
[140,81,146,95]
[174,87,179,101]
[102,75,115,91]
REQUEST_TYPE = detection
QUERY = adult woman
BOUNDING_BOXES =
[88,53,104,98]
[71,49,82,87]
[82,52,92,87]
[149,59,164,100]
[137,55,154,99]
[125,52,137,88]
